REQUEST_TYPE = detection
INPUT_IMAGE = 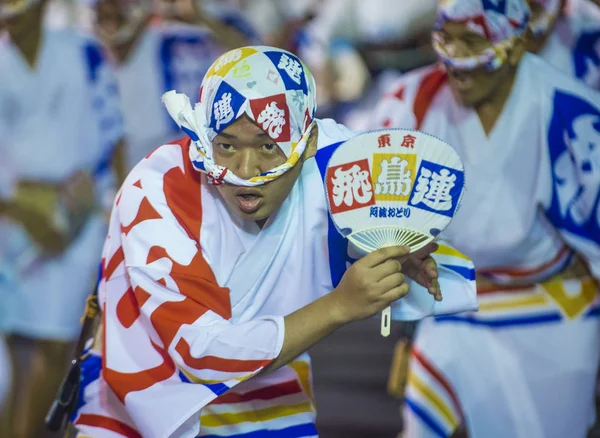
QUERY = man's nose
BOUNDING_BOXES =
[233,149,262,180]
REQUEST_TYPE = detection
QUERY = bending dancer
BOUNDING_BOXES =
[71,45,477,437]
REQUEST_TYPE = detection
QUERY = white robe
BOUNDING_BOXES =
[116,23,225,170]
[373,53,600,438]
[0,28,123,340]
[72,118,476,438]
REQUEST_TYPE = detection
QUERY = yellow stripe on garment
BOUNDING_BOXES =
[288,360,315,406]
[180,368,248,385]
[434,245,471,261]
[478,293,548,312]
[408,373,459,429]
[201,401,314,427]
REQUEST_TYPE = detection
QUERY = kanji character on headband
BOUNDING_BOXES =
[163,46,317,187]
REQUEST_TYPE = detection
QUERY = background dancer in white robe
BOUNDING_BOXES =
[373,0,600,437]
[0,0,124,436]
[90,0,257,171]
[525,0,600,88]
[70,45,478,438]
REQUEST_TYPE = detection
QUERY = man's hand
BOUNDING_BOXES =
[5,181,67,254]
[398,242,442,302]
[3,172,98,256]
[330,245,412,324]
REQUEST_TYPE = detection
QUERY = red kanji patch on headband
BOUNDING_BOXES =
[249,93,291,142]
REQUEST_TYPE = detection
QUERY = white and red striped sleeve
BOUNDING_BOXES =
[372,64,447,131]
[100,138,284,438]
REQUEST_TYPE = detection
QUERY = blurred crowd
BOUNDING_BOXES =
[0,0,599,437]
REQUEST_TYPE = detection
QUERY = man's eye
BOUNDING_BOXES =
[262,144,277,153]
[217,143,234,151]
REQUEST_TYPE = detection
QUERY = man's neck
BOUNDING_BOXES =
[9,4,45,68]
[474,67,519,137]
[256,218,268,229]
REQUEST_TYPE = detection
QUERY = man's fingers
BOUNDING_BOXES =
[381,283,411,303]
[364,245,411,267]
[377,272,405,292]
[412,242,438,260]
[424,258,438,278]
[372,259,402,281]
[428,279,442,301]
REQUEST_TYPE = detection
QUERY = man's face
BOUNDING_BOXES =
[212,116,316,225]
[94,0,146,47]
[437,21,513,107]
[95,0,126,40]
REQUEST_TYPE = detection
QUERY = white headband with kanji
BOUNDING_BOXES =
[162,46,317,186]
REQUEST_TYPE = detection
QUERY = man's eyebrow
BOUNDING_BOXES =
[215,132,270,140]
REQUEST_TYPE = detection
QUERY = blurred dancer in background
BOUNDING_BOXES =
[526,0,600,87]
[91,0,256,170]
[374,0,600,437]
[0,0,124,436]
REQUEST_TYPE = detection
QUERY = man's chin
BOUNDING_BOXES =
[452,88,480,108]
[233,206,270,224]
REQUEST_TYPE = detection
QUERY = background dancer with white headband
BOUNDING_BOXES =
[373,0,600,437]
[0,0,124,437]
[69,45,478,438]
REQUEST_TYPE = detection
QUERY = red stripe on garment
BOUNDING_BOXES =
[412,347,463,419]
[477,283,535,295]
[105,139,232,403]
[104,247,124,281]
[478,246,570,278]
[211,380,304,404]
[413,67,447,130]
[104,339,176,404]
[175,338,272,373]
[156,138,231,320]
[120,196,163,236]
[76,414,142,438]
[133,286,151,306]
[393,86,405,100]
[116,287,140,328]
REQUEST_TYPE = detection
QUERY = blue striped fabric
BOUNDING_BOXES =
[404,397,448,438]
[200,422,318,438]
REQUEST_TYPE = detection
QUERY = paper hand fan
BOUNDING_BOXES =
[324,129,466,337]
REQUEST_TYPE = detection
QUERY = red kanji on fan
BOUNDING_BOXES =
[401,134,416,149]
[378,134,391,148]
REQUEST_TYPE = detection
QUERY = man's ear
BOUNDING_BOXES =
[302,124,319,161]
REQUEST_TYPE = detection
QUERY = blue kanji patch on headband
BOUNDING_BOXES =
[208,80,247,133]
[408,160,464,218]
[264,51,308,94]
